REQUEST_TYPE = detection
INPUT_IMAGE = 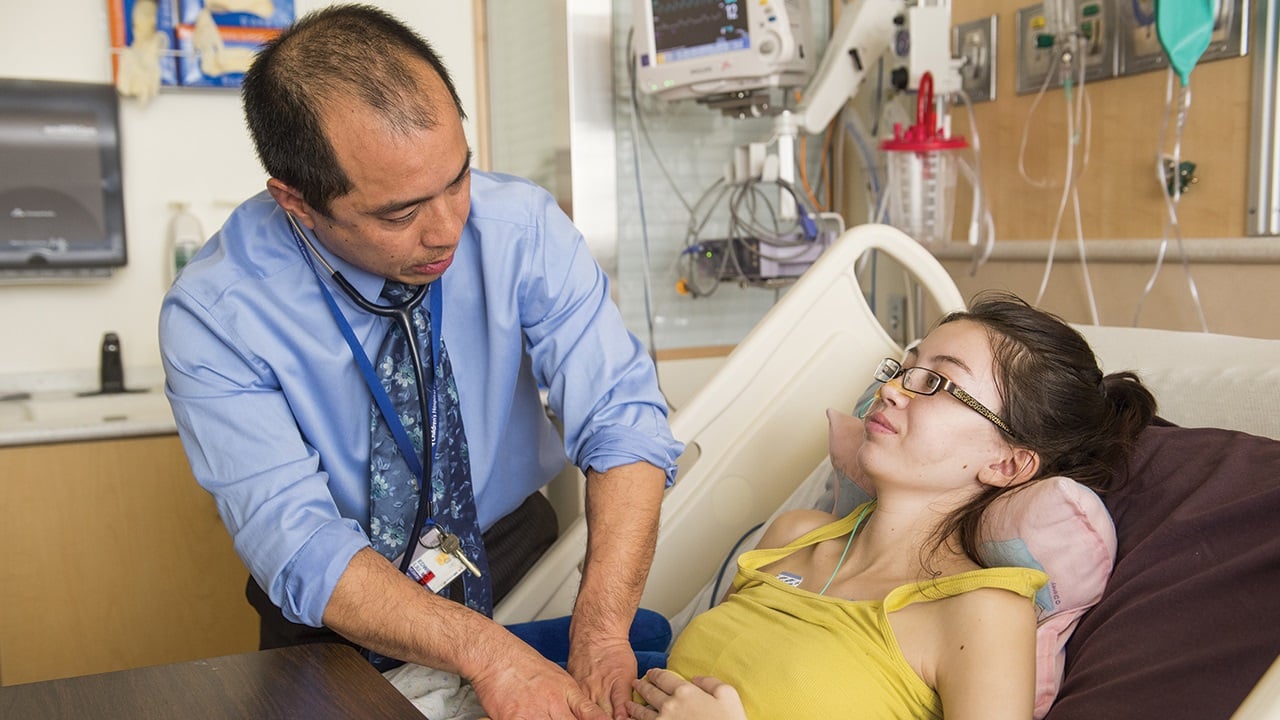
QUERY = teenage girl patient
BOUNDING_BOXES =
[626,291,1155,720]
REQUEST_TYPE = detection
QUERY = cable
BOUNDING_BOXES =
[679,175,823,295]
[833,106,847,219]
[626,31,661,367]
[625,29,694,216]
[798,111,839,213]
[843,113,883,223]
[708,521,766,610]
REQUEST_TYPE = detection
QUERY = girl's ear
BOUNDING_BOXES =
[979,446,1041,488]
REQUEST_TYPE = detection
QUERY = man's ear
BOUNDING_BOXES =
[979,446,1041,488]
[266,178,319,229]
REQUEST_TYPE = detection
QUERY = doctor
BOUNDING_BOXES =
[158,5,682,720]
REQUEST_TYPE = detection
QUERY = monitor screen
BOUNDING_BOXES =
[651,0,751,64]
[634,0,812,102]
[0,78,126,275]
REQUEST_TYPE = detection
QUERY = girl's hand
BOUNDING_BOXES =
[624,669,747,720]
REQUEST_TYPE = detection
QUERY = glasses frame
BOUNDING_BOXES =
[873,357,1017,437]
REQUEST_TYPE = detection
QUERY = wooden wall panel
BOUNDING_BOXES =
[950,0,1252,241]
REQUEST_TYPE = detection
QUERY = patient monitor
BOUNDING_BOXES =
[632,0,814,104]
[634,0,961,128]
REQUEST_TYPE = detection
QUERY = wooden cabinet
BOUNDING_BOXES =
[0,434,257,686]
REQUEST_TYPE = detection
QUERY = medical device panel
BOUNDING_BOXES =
[633,0,814,102]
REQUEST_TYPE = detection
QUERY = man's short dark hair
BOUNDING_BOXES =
[241,4,466,215]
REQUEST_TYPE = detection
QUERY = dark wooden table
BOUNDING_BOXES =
[0,643,428,719]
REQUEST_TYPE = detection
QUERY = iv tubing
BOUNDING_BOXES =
[1034,41,1100,325]
[955,88,996,274]
[1134,70,1209,332]
[1018,49,1094,190]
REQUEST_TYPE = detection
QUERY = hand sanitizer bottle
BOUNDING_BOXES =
[168,202,204,284]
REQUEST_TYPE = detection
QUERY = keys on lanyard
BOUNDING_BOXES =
[438,531,483,578]
[401,526,482,594]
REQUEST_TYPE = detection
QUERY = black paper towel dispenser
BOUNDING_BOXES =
[0,78,127,278]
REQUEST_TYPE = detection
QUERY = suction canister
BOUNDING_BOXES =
[880,72,968,246]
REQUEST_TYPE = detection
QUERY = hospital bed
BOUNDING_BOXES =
[495,224,1280,719]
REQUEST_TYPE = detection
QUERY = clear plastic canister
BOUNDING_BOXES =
[883,146,960,247]
[878,71,968,247]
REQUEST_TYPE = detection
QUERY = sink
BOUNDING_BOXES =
[22,391,175,426]
[0,391,176,434]
[0,398,33,426]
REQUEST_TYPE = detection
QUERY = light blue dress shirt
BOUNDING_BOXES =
[160,171,683,626]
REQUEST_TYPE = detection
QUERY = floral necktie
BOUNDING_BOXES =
[368,281,493,616]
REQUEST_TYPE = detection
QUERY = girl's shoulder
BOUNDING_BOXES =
[755,508,841,550]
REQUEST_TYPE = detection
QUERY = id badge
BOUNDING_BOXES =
[394,526,466,593]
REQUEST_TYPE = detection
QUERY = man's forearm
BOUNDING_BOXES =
[570,461,667,645]
[321,546,510,678]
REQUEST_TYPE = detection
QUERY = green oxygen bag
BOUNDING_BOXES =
[1156,0,1218,84]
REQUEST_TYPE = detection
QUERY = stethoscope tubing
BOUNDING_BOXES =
[286,214,437,571]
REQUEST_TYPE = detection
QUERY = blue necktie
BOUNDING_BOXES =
[368,281,493,616]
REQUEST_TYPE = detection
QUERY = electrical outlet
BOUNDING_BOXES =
[953,15,998,103]
[1016,0,1118,95]
[1118,0,1248,77]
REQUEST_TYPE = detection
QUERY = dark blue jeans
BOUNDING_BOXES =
[506,608,670,675]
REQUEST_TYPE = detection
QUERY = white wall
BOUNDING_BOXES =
[0,1,477,381]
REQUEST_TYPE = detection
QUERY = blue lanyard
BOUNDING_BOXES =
[290,223,440,492]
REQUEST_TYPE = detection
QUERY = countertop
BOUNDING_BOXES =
[0,367,177,448]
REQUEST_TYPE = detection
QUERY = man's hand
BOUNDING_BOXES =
[469,641,610,720]
[567,635,638,719]
[625,669,747,720]
[571,463,666,717]
[325,550,608,719]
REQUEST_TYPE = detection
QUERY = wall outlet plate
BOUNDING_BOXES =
[1118,0,1249,77]
[1016,0,1118,95]
[954,15,999,103]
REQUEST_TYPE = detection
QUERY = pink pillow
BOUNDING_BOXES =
[826,410,1116,719]
[979,477,1116,719]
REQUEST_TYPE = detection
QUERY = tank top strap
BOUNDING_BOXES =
[882,566,1047,613]
[738,502,876,573]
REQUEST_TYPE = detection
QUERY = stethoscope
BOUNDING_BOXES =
[286,213,440,574]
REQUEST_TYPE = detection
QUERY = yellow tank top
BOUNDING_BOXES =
[667,505,1047,720]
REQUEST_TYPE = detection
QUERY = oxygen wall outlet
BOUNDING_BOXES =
[954,15,998,103]
[1016,0,1118,95]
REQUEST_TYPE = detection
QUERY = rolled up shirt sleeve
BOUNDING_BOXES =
[513,189,683,484]
[161,287,372,627]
